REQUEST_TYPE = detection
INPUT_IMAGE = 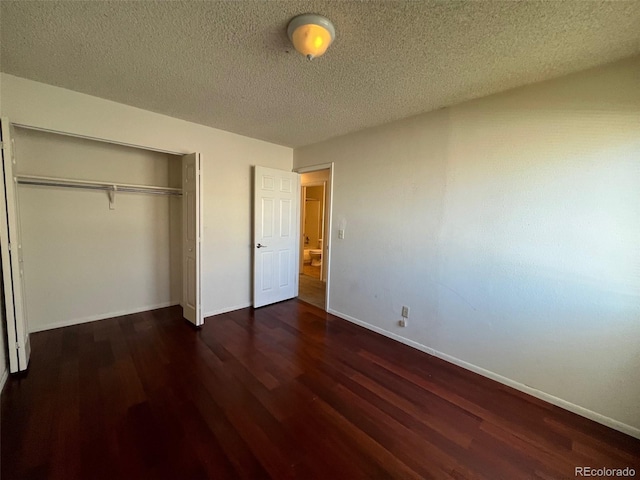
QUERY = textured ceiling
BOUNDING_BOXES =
[1,1,639,148]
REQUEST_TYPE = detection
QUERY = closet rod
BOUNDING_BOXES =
[16,174,182,196]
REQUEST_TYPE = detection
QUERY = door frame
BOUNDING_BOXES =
[294,163,334,311]
[1,118,31,373]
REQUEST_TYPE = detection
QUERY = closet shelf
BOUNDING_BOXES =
[16,174,182,196]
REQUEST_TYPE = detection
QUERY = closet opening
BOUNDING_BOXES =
[8,126,197,338]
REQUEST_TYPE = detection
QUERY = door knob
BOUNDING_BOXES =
[256,243,267,248]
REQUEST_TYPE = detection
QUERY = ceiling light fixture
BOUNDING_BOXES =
[287,14,335,61]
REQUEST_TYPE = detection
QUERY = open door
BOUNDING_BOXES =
[0,118,31,372]
[253,166,299,308]
[182,152,202,326]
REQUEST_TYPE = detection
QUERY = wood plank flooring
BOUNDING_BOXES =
[2,301,639,479]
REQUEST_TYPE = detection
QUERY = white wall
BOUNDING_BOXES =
[0,73,293,318]
[14,128,182,332]
[294,56,640,437]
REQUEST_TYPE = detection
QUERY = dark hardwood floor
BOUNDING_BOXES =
[2,301,639,479]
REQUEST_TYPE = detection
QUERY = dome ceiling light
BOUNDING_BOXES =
[287,14,335,60]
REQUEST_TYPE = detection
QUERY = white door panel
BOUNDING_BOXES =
[182,152,202,326]
[0,118,30,372]
[253,167,299,308]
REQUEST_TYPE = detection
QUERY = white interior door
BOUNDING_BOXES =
[0,118,30,372]
[253,166,299,308]
[182,152,202,326]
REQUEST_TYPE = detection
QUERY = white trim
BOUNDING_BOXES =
[294,174,301,301]
[29,302,180,333]
[0,368,8,393]
[327,307,640,440]
[296,162,333,174]
[294,162,334,311]
[13,123,184,156]
[203,302,252,319]
[1,118,30,373]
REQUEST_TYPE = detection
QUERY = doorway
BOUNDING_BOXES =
[302,184,324,280]
[296,165,332,310]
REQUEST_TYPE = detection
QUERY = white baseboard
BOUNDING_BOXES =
[327,308,640,440]
[0,367,8,393]
[203,302,252,319]
[29,302,180,333]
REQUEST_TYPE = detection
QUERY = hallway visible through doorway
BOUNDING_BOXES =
[298,273,325,309]
[298,167,331,309]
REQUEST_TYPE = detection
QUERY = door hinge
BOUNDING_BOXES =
[0,141,4,149]
[16,342,20,350]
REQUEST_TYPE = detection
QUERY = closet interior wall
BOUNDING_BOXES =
[13,128,182,332]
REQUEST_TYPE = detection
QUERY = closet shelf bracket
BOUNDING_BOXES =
[108,185,117,210]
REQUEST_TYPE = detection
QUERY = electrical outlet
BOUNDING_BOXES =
[338,229,345,239]
[398,319,407,327]
[401,305,409,318]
